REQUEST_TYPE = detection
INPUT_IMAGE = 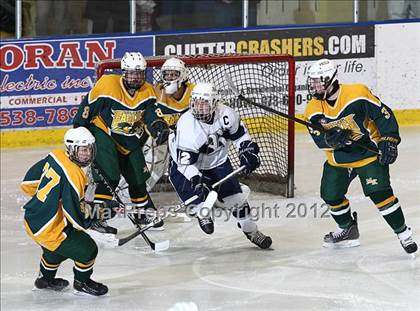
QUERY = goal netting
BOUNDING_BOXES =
[96,54,295,197]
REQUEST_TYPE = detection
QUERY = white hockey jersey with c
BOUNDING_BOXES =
[169,104,251,179]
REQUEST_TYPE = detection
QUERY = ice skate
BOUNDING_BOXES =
[197,216,214,234]
[398,227,418,255]
[133,213,165,231]
[91,219,118,234]
[73,279,108,296]
[33,276,69,291]
[244,230,272,249]
[323,212,360,248]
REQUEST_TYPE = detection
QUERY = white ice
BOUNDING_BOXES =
[1,128,419,311]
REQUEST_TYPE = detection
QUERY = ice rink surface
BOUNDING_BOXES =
[1,128,419,311]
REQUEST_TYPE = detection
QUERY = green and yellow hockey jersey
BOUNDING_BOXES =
[21,149,90,251]
[73,74,160,154]
[154,82,194,128]
[304,84,400,168]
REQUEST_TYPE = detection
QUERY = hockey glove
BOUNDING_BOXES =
[148,119,169,145]
[378,137,400,165]
[324,127,352,149]
[191,175,212,201]
[239,141,260,175]
[130,120,144,135]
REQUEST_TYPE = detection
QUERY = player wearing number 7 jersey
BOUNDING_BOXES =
[20,127,108,296]
[168,82,272,249]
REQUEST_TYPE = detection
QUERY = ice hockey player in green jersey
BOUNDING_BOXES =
[73,52,169,233]
[304,58,417,254]
[154,57,194,129]
[143,57,195,190]
[21,127,108,296]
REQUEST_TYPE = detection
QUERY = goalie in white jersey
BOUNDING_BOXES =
[168,83,272,249]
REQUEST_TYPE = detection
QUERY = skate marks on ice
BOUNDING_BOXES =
[192,244,419,310]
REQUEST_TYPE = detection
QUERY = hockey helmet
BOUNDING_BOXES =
[190,82,219,122]
[121,52,147,90]
[307,59,338,100]
[161,57,188,95]
[64,127,96,167]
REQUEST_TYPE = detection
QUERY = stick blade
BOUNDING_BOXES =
[87,229,119,248]
[153,239,170,252]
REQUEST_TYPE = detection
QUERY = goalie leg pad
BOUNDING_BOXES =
[143,138,170,191]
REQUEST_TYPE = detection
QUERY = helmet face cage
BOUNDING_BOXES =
[190,83,218,122]
[162,69,181,83]
[67,144,96,167]
[190,96,217,122]
[161,58,188,94]
[123,69,145,90]
[307,76,329,99]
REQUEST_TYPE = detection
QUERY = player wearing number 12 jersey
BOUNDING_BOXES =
[168,82,272,249]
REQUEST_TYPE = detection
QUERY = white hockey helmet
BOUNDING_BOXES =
[190,82,219,122]
[64,127,96,167]
[121,52,147,90]
[307,59,338,100]
[161,57,188,95]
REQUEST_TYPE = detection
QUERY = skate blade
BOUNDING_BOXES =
[154,239,170,252]
[323,239,361,249]
[147,226,165,231]
[174,212,192,222]
[73,289,109,297]
[32,285,69,292]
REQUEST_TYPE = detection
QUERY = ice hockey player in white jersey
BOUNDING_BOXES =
[168,82,272,249]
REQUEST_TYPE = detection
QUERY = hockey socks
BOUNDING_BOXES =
[326,198,353,229]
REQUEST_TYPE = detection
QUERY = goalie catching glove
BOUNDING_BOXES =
[377,136,400,165]
[239,141,260,174]
[147,119,169,145]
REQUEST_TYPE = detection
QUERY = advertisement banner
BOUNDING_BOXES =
[156,25,375,114]
[0,35,154,130]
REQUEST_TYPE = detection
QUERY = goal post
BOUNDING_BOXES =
[96,54,295,198]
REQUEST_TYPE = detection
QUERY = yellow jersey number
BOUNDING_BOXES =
[36,163,61,202]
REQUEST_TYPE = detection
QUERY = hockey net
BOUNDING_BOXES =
[96,54,295,197]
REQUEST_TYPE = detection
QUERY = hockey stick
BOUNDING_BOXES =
[194,165,246,210]
[91,164,170,251]
[224,73,379,155]
[119,165,246,246]
[118,166,245,247]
